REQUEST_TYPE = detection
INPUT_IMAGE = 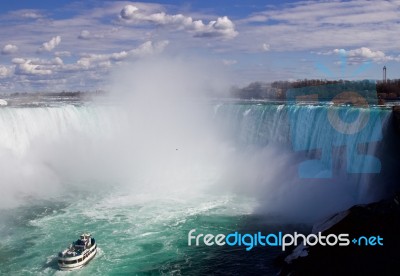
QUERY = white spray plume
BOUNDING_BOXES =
[0,54,374,223]
[0,55,233,208]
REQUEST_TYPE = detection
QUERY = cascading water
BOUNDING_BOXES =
[213,102,396,220]
[0,100,398,274]
[0,102,395,215]
[0,105,119,155]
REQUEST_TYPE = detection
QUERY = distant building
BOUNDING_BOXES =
[383,66,387,83]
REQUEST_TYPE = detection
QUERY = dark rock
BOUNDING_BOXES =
[279,193,400,275]
[393,106,400,134]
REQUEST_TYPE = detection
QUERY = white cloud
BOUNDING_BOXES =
[336,47,386,63]
[76,40,169,69]
[15,60,52,75]
[342,48,385,60]
[325,47,400,64]
[0,2,243,92]
[78,30,104,40]
[10,57,64,78]
[38,36,61,52]
[120,5,139,19]
[0,3,179,91]
[77,51,128,68]
[78,30,91,40]
[0,66,13,78]
[245,0,400,26]
[1,44,18,55]
[9,9,44,20]
[54,51,71,57]
[222,59,237,65]
[12,57,63,66]
[262,43,270,52]
[11,58,26,64]
[239,0,400,52]
[52,57,64,65]
[194,16,238,39]
[128,40,169,56]
[20,11,42,19]
[120,5,238,39]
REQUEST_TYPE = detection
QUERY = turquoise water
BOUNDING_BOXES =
[0,189,270,275]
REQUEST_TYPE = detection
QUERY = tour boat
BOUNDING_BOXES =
[58,233,97,270]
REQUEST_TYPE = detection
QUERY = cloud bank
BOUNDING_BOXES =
[1,1,400,91]
[320,47,400,64]
[120,5,238,39]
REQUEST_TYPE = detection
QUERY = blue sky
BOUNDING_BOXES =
[0,0,399,92]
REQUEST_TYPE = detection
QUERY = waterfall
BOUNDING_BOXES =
[214,102,396,220]
[0,105,122,155]
[0,102,397,220]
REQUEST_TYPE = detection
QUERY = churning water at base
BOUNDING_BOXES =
[0,190,269,275]
[0,101,397,274]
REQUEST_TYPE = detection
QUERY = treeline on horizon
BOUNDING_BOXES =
[1,90,107,98]
[3,80,400,102]
[376,79,400,100]
[231,79,400,102]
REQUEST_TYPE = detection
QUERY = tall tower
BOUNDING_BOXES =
[383,66,387,83]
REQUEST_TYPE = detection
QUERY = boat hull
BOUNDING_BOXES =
[58,244,97,271]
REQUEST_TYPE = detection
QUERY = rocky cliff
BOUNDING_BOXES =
[279,193,400,275]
